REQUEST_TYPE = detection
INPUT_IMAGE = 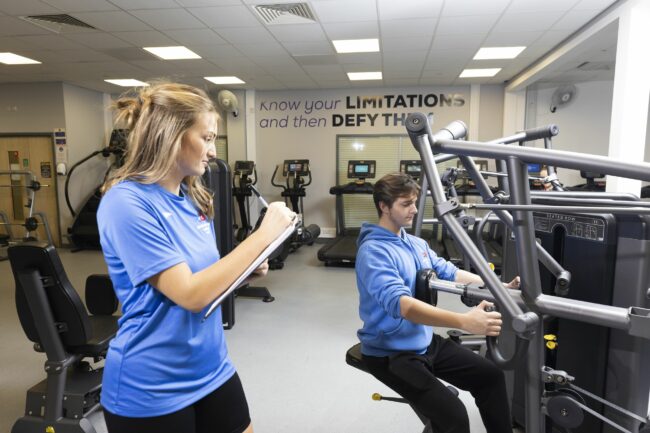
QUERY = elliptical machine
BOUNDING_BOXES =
[232,161,258,243]
[66,129,126,251]
[271,159,321,251]
[231,160,290,270]
[230,161,274,301]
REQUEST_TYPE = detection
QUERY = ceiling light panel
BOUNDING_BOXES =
[459,68,501,78]
[143,46,201,60]
[347,71,382,80]
[474,46,526,59]
[104,79,149,87]
[0,53,41,64]
[333,38,379,53]
[204,76,245,84]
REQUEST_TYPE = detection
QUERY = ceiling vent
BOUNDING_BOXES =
[253,3,316,25]
[576,61,613,72]
[20,14,96,33]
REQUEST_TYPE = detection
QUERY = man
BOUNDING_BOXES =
[356,172,519,433]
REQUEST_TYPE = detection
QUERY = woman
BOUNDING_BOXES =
[97,82,295,433]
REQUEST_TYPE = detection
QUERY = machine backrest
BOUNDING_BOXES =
[9,242,92,348]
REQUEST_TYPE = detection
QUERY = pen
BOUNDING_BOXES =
[249,185,269,208]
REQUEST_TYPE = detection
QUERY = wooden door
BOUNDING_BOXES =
[0,136,60,246]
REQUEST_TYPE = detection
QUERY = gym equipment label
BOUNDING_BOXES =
[534,212,605,242]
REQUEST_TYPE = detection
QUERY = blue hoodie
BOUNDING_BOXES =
[356,223,458,357]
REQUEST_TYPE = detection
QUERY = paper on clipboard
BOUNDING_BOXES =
[203,217,299,321]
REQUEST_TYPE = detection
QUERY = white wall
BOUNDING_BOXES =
[0,83,65,133]
[0,82,68,243]
[531,80,650,189]
[0,83,118,245]
[60,84,113,242]
[222,89,246,164]
[252,86,471,230]
[478,85,505,142]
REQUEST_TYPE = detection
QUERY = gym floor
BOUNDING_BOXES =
[0,242,520,433]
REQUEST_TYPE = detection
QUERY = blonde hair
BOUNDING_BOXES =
[102,81,217,218]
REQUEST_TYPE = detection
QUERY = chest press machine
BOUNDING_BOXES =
[347,115,650,433]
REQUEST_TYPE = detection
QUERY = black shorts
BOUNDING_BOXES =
[104,372,251,433]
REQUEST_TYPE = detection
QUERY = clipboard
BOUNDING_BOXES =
[203,216,299,321]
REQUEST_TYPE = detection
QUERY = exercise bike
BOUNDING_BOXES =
[270,159,321,252]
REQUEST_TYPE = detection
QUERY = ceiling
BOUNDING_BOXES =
[0,0,619,94]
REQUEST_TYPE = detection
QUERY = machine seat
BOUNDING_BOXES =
[8,242,120,433]
[345,342,368,372]
[70,314,119,356]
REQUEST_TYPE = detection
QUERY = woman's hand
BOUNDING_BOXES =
[258,202,296,242]
[462,300,502,336]
[251,259,269,278]
[243,259,269,285]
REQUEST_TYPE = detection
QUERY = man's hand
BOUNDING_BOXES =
[462,300,502,336]
[505,276,520,289]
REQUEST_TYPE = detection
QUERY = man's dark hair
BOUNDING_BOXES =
[373,172,421,217]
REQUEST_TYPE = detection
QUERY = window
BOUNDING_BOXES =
[337,135,457,228]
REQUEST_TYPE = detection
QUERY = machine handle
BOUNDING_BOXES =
[517,124,559,141]
[303,170,312,187]
[417,269,535,369]
[270,165,285,190]
[483,304,533,369]
[486,334,530,370]
[64,150,104,217]
[405,113,468,144]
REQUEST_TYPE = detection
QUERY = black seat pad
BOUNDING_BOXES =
[346,343,369,373]
[69,315,118,357]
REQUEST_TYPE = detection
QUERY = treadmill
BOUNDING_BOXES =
[317,160,375,266]
[399,160,446,258]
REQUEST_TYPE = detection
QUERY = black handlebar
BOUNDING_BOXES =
[517,124,559,141]
[416,269,533,371]
[405,113,468,143]
[65,148,110,217]
[270,165,284,190]
[271,164,313,190]
[302,171,312,187]
[487,333,530,370]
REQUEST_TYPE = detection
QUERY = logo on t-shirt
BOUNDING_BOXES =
[197,213,210,234]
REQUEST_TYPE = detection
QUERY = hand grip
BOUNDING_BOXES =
[518,124,559,141]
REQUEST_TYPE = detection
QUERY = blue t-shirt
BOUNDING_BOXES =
[97,181,235,417]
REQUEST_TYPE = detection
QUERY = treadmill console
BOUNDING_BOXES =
[347,160,376,180]
[283,159,310,177]
[400,160,422,180]
[527,163,542,177]
[234,160,255,175]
